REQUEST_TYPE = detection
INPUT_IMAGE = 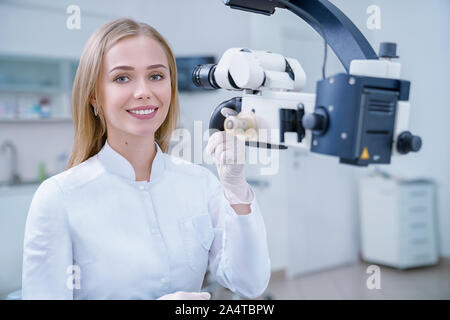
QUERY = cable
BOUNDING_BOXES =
[278,0,328,80]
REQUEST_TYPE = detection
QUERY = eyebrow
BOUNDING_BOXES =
[109,64,168,73]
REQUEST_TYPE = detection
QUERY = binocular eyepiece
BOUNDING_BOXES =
[192,64,220,89]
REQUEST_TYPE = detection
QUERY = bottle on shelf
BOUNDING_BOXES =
[39,97,52,118]
[0,93,17,119]
[37,162,47,183]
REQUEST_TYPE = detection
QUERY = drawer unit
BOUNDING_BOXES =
[359,176,439,269]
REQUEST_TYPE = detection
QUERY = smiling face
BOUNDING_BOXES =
[94,35,171,140]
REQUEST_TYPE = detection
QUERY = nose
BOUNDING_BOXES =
[133,77,153,100]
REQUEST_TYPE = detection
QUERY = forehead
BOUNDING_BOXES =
[103,35,168,69]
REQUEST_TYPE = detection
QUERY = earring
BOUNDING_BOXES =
[93,104,98,117]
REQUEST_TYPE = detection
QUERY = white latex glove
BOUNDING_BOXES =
[205,131,255,204]
[157,291,211,300]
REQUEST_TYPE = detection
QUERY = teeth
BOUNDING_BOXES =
[129,109,155,115]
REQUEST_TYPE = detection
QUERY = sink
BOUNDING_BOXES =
[0,180,41,189]
[0,181,42,197]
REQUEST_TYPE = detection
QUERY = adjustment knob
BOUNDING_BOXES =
[397,131,422,154]
[379,42,399,59]
[302,107,329,135]
[302,113,325,130]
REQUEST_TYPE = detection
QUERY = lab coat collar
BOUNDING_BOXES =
[97,139,165,183]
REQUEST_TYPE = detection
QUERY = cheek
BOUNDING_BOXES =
[159,88,171,118]
[103,83,126,102]
[101,84,128,112]
[99,85,126,127]
[161,82,172,105]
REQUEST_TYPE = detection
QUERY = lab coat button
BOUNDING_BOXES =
[161,277,167,283]
[139,185,146,191]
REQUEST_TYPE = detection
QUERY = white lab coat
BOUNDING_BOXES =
[21,140,271,299]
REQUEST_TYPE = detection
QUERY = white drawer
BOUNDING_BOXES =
[400,202,434,224]
[399,184,434,207]
[405,252,438,266]
[403,233,436,256]
[401,220,432,239]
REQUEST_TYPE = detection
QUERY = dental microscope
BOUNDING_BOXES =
[192,0,422,166]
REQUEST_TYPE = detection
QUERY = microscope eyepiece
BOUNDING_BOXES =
[192,64,220,89]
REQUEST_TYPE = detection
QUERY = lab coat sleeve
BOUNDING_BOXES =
[22,178,73,300]
[204,168,271,299]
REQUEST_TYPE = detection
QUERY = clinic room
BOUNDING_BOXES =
[0,0,449,300]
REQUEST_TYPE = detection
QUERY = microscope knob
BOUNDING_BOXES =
[302,108,328,136]
[379,42,399,59]
[397,131,422,154]
[302,113,324,130]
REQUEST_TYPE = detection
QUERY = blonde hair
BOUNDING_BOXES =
[67,18,179,169]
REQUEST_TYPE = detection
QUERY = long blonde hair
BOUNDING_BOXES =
[67,18,179,169]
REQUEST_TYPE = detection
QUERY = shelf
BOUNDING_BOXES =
[0,85,62,94]
[0,117,72,123]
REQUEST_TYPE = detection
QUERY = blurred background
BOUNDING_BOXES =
[0,0,449,300]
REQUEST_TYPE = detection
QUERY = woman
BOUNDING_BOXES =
[21,18,270,300]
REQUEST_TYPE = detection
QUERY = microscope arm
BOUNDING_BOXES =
[224,0,378,72]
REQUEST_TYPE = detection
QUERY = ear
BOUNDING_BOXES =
[90,98,96,107]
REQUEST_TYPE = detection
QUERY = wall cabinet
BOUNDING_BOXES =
[0,55,77,122]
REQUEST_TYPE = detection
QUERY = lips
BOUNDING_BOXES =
[126,105,158,111]
[126,105,159,120]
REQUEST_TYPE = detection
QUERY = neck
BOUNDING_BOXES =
[106,132,156,182]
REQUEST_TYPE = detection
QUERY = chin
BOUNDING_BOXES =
[130,129,157,137]
[112,117,163,137]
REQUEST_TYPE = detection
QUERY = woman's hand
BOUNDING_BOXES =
[205,131,255,209]
[157,291,211,300]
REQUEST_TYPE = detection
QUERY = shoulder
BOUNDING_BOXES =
[29,156,104,219]
[50,155,105,193]
[28,175,67,227]
[31,176,63,205]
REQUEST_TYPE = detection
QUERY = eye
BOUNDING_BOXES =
[150,74,164,81]
[114,75,129,83]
